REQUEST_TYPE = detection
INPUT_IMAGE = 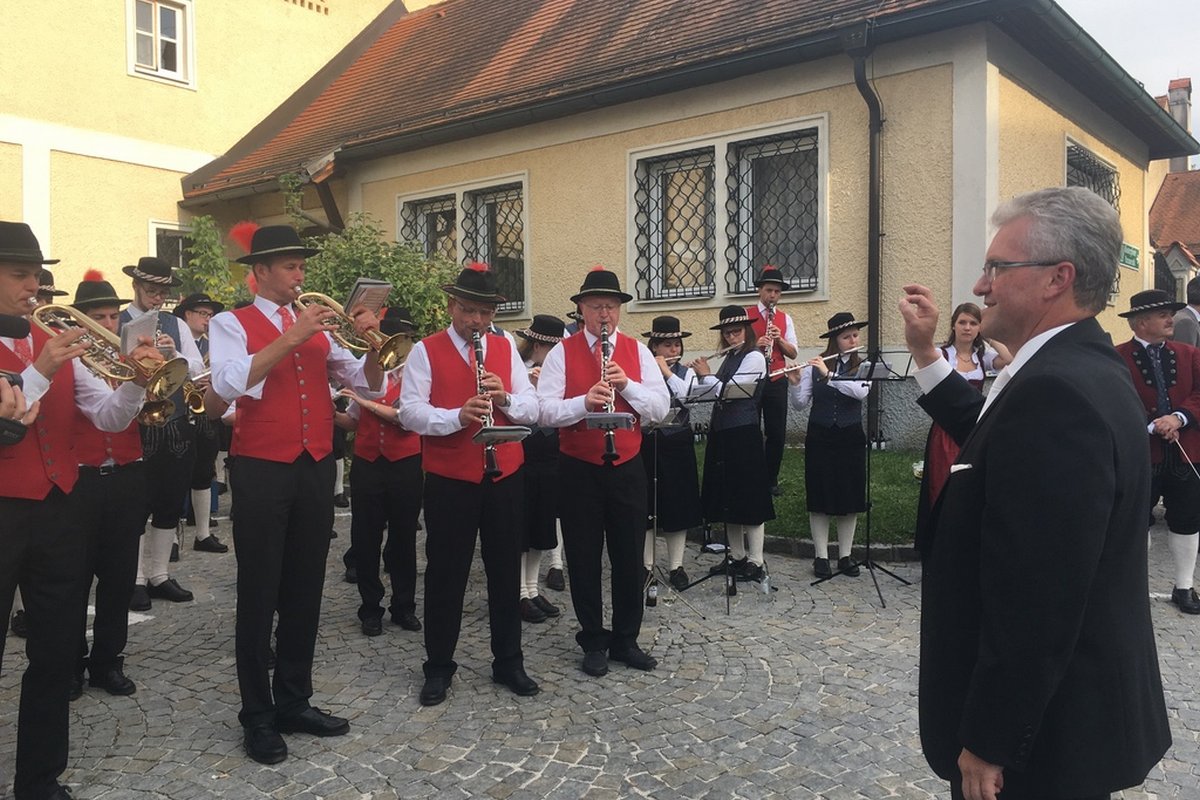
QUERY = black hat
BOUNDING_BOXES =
[1119,289,1186,318]
[566,309,583,323]
[380,306,417,337]
[820,311,869,339]
[442,262,506,304]
[515,314,566,344]
[122,256,182,287]
[235,224,319,265]
[710,305,753,330]
[73,271,132,310]
[37,268,68,297]
[173,292,225,318]
[569,266,633,304]
[0,221,58,265]
[753,266,790,290]
[643,316,691,339]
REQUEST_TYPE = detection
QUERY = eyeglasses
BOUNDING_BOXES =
[138,284,172,298]
[583,302,619,314]
[189,310,214,319]
[981,260,1061,282]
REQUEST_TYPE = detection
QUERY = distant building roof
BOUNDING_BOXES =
[1169,78,1192,92]
[1151,171,1200,252]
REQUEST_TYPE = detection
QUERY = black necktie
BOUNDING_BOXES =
[1147,344,1172,416]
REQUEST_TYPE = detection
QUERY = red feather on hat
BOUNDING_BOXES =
[82,269,105,282]
[230,221,259,254]
[245,273,258,295]
[466,261,490,273]
[589,265,606,272]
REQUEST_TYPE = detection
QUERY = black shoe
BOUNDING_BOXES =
[838,556,861,577]
[1172,586,1200,614]
[610,645,658,671]
[43,784,75,800]
[361,617,383,637]
[69,672,83,702]
[329,529,338,539]
[769,484,783,497]
[492,666,540,697]
[169,542,180,562]
[89,660,136,696]
[743,562,765,583]
[244,723,287,764]
[813,558,832,578]
[193,535,229,553]
[344,565,358,584]
[130,585,151,612]
[530,595,559,617]
[710,557,747,576]
[147,578,194,602]
[669,567,689,591]
[333,493,350,508]
[546,567,565,591]
[10,609,27,638]
[519,598,547,623]
[581,650,609,677]
[276,707,350,737]
[419,675,451,706]
[393,611,422,632]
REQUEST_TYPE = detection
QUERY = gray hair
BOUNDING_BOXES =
[991,186,1122,314]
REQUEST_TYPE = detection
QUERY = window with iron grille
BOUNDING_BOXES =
[1067,143,1120,211]
[400,196,457,262]
[129,0,193,86]
[155,225,193,272]
[726,128,821,295]
[462,185,525,314]
[633,148,716,300]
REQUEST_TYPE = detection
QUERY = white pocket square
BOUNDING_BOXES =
[949,463,973,473]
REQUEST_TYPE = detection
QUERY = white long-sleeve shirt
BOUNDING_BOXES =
[789,354,871,410]
[536,328,669,427]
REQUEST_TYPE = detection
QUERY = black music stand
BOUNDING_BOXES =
[472,425,532,446]
[810,349,911,608]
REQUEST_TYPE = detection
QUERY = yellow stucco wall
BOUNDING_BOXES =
[0,144,22,221]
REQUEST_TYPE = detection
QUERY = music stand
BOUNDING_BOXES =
[810,349,912,608]
[472,425,532,445]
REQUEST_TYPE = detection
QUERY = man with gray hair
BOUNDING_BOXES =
[900,187,1170,800]
[1171,275,1200,347]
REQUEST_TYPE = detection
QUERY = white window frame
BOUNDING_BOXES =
[634,148,717,301]
[126,0,197,89]
[148,219,193,271]
[1063,137,1120,210]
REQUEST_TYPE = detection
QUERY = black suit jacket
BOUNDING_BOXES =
[917,317,1170,796]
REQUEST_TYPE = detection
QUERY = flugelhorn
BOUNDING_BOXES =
[182,369,210,415]
[293,291,414,370]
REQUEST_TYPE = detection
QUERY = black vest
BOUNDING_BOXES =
[808,357,862,429]
[710,349,762,432]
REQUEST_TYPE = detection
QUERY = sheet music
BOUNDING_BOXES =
[345,278,392,316]
[120,310,158,355]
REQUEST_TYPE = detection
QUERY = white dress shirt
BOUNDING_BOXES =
[756,301,798,350]
[789,354,871,410]
[536,328,670,427]
[124,303,205,376]
[694,350,767,401]
[398,327,539,436]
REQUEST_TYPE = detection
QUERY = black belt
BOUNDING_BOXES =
[80,461,142,477]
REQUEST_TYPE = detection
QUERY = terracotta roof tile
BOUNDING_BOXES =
[1151,171,1200,252]
[1169,77,1192,92]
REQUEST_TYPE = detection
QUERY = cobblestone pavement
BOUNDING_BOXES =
[2,508,1198,799]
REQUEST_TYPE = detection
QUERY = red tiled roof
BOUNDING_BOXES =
[1151,171,1200,252]
[1164,241,1200,269]
[1169,78,1192,92]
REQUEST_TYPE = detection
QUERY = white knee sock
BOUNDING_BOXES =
[810,513,831,560]
[12,588,23,613]
[334,459,345,495]
[136,535,148,586]
[191,488,212,541]
[1168,532,1199,590]
[643,528,656,572]
[745,524,765,566]
[549,539,563,570]
[523,550,543,598]
[147,526,176,586]
[836,513,858,561]
[726,524,747,561]
[665,530,687,571]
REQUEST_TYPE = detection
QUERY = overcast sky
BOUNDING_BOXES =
[1055,0,1199,165]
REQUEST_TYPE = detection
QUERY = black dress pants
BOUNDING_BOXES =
[141,416,196,529]
[951,775,1110,800]
[422,469,524,680]
[189,417,220,490]
[349,454,423,621]
[557,455,647,654]
[0,488,87,800]
[230,453,334,727]
[758,377,788,487]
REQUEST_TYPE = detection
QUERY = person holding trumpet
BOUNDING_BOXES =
[210,223,386,764]
[787,312,871,578]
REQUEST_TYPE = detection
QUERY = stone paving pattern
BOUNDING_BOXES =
[2,506,1197,799]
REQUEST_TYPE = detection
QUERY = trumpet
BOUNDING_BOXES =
[293,291,414,371]
[767,346,867,378]
[182,369,210,415]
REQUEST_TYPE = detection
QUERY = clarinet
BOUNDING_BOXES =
[472,330,502,480]
[599,322,618,463]
[762,302,776,362]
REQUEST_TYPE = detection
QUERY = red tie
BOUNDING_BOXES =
[11,336,33,367]
[279,306,294,331]
[593,337,604,368]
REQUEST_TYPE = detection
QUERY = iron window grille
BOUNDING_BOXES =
[1067,143,1120,212]
[400,195,457,262]
[725,128,821,295]
[633,148,717,301]
[462,184,526,314]
[155,226,192,272]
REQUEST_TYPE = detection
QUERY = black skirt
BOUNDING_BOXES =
[804,422,867,515]
[641,429,703,533]
[701,424,775,525]
[522,429,559,551]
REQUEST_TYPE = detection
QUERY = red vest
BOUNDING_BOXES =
[0,328,78,499]
[229,304,333,463]
[354,376,421,462]
[74,412,142,467]
[420,330,523,482]
[748,305,789,379]
[558,331,642,465]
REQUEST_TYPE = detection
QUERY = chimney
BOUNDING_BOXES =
[1168,78,1192,173]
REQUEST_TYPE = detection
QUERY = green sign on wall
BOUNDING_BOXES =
[1120,243,1140,270]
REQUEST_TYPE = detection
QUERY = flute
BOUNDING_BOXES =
[767,346,866,378]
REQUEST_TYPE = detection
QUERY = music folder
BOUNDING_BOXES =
[472,425,532,445]
[584,411,636,431]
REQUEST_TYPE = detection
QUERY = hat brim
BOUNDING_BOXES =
[74,296,133,310]
[710,315,753,330]
[38,288,69,297]
[1118,301,1187,318]
[819,321,869,338]
[514,329,563,344]
[643,330,691,339]
[0,251,59,265]
[753,278,791,290]
[174,301,226,317]
[442,285,507,304]
[569,288,633,304]
[122,264,183,287]
[235,246,320,265]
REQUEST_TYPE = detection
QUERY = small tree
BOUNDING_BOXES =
[179,215,251,306]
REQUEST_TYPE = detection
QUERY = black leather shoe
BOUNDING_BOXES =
[546,567,565,591]
[193,535,228,553]
[69,672,83,702]
[1172,586,1200,614]
[669,567,689,591]
[45,784,75,799]
[419,675,451,706]
[130,585,151,611]
[244,723,287,764]
[813,558,832,578]
[519,598,547,623]
[581,650,609,677]
[710,557,747,576]
[531,595,559,617]
[89,660,136,696]
[147,578,194,602]
[344,565,358,584]
[276,707,350,737]
[493,666,540,697]
[393,611,422,631]
[333,493,350,508]
[10,609,27,637]
[743,562,765,583]
[362,617,383,637]
[837,556,861,577]
[169,542,180,563]
[610,645,657,671]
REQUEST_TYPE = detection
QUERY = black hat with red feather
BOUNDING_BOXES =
[73,270,132,309]
[442,262,506,304]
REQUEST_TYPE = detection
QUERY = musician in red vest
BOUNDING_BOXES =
[0,221,155,800]
[398,263,540,706]
[745,267,798,497]
[336,306,424,637]
[536,267,669,678]
[209,223,384,765]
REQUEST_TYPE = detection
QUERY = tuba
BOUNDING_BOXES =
[293,292,414,370]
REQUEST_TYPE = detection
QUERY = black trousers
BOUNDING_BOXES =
[349,453,423,621]
[189,417,220,490]
[758,377,788,487]
[230,453,335,727]
[141,416,196,529]
[0,488,87,800]
[951,776,1110,800]
[557,455,647,654]
[75,463,146,673]
[422,470,524,680]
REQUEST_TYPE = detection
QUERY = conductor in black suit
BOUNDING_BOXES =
[899,186,1170,800]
